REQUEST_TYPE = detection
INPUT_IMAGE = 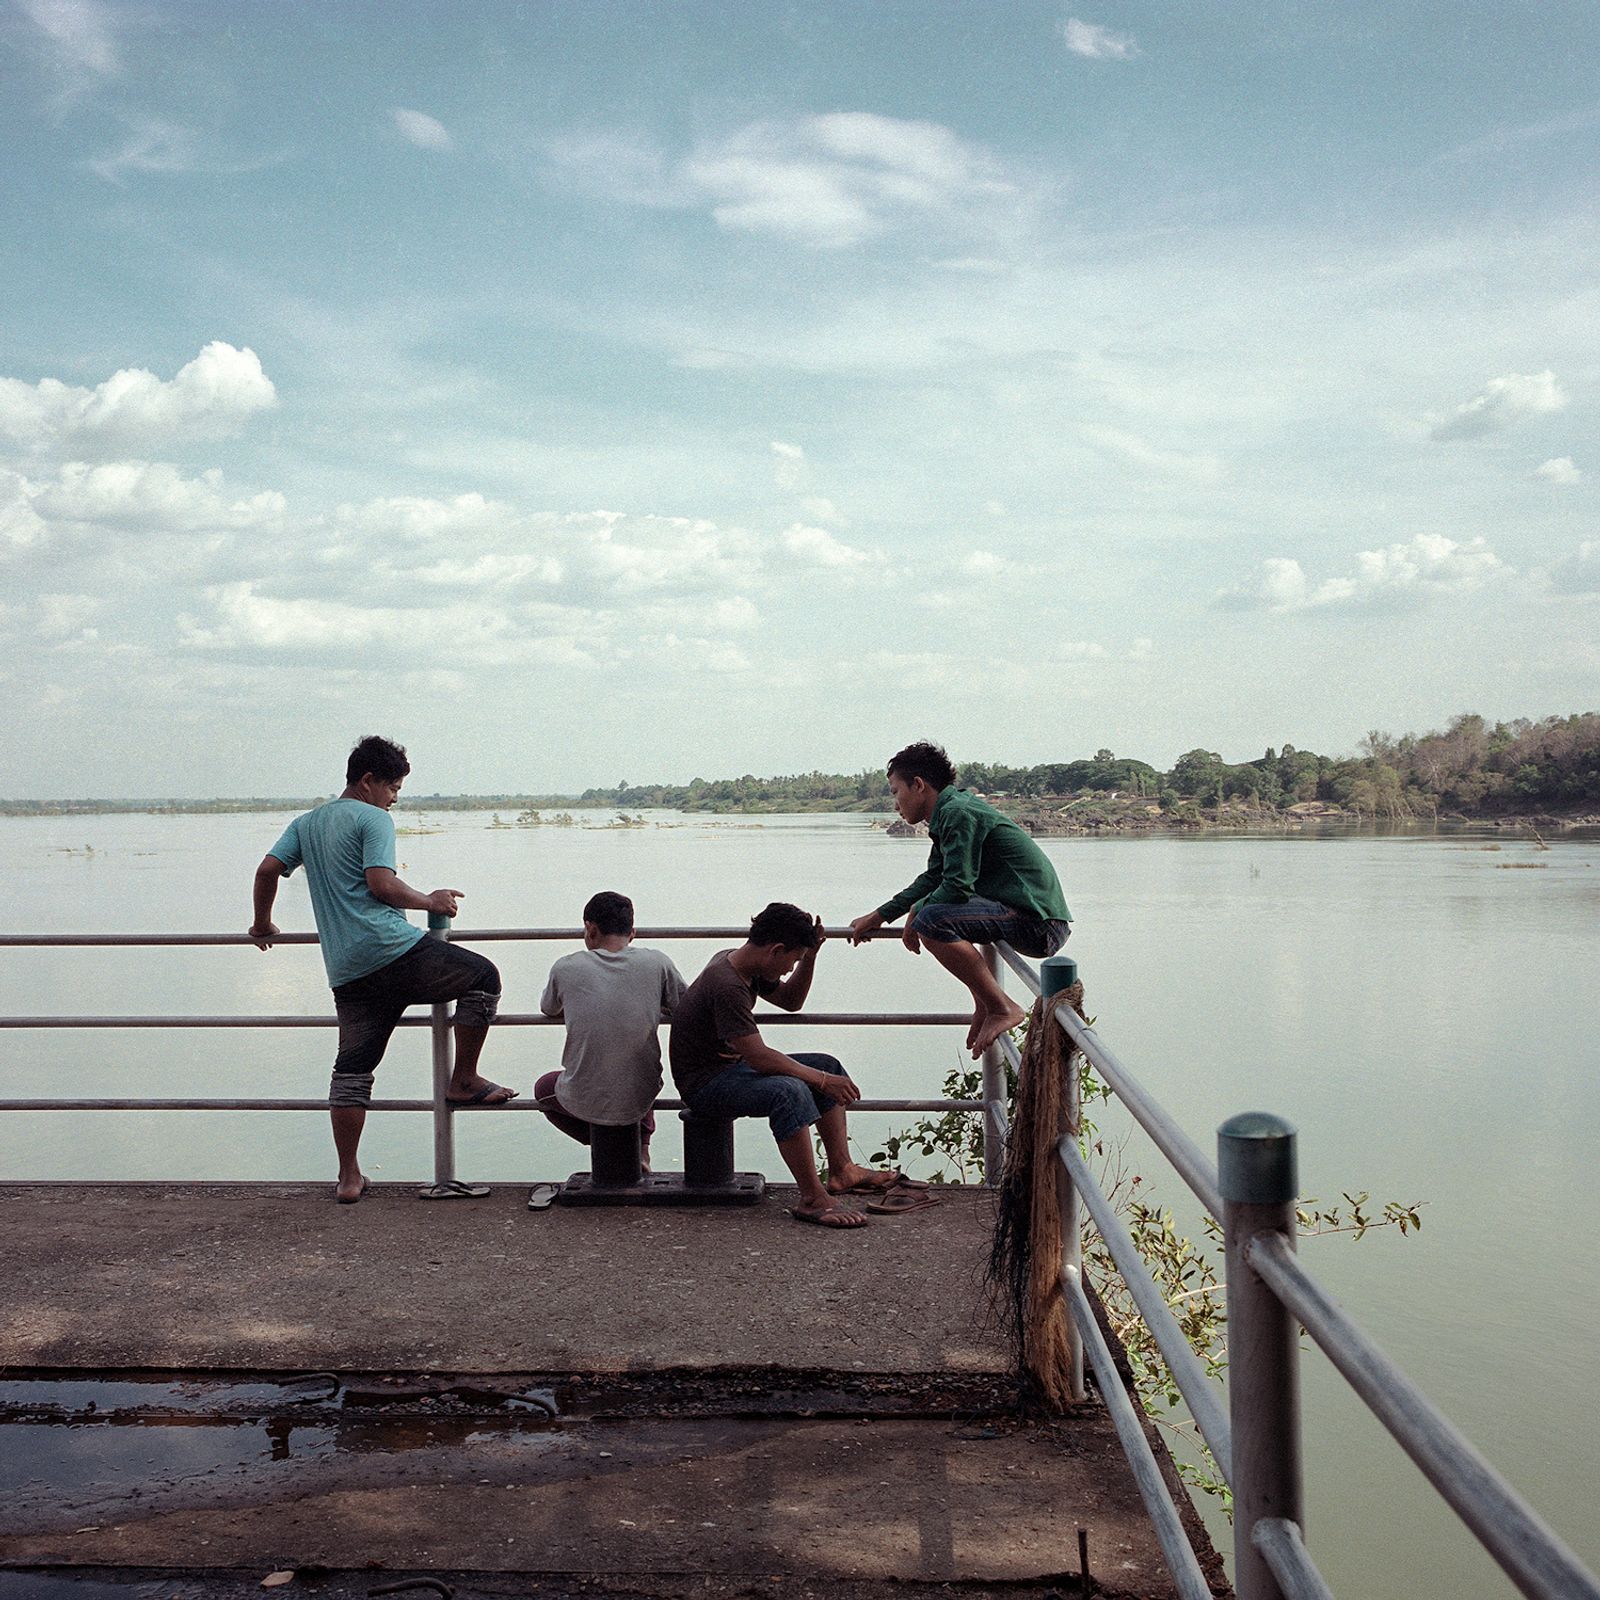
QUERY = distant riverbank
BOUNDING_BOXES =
[4,791,1597,836]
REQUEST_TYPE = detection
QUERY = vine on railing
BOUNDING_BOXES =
[867,1014,1423,1509]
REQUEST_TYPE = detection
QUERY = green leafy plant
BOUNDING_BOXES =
[871,1018,1423,1513]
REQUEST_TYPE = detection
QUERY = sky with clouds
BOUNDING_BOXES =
[2,0,1598,797]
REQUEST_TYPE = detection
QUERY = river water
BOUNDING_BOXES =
[2,807,1597,1597]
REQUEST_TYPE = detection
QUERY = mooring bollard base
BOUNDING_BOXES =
[556,1170,766,1207]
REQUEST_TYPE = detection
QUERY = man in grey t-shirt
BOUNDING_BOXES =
[536,892,686,1169]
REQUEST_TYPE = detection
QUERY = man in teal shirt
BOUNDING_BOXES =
[250,735,515,1202]
[850,741,1070,1059]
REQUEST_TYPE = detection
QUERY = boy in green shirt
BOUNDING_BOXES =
[849,741,1070,1058]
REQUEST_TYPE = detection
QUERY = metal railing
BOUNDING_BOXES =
[1016,953,1600,1600]
[5,925,1597,1599]
[0,922,1005,1187]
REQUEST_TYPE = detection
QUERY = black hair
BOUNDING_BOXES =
[748,901,820,951]
[346,735,410,786]
[886,740,955,791]
[583,890,635,937]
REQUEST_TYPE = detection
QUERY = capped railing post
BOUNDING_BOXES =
[1220,1110,1303,1600]
[981,945,1006,1184]
[1042,952,1085,1401]
[427,911,455,1191]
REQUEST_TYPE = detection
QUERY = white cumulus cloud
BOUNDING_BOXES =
[391,108,453,151]
[0,344,277,455]
[1534,456,1582,485]
[37,461,285,532]
[780,522,880,571]
[551,112,1013,249]
[1,469,50,551]
[1062,18,1140,60]
[1218,534,1512,612]
[1429,370,1567,441]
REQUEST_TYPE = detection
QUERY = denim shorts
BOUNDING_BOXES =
[328,936,501,1107]
[909,897,1070,959]
[683,1053,843,1145]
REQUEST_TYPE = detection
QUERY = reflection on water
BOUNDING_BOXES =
[3,809,1598,1598]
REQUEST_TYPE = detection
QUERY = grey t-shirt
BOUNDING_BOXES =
[539,946,687,1124]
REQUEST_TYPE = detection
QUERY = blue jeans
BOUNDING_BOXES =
[329,936,500,1107]
[910,897,1069,959]
[683,1054,843,1145]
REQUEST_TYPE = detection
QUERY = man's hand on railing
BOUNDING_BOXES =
[847,911,884,946]
[424,888,462,918]
[249,922,279,951]
[818,1070,862,1106]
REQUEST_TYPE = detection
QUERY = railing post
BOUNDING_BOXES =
[981,945,1006,1184]
[1220,1111,1303,1600]
[1042,952,1085,1401]
[427,911,455,1191]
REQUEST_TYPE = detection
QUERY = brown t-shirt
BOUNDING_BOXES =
[669,949,777,1099]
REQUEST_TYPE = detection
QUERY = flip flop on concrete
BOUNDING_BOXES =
[335,1175,371,1205]
[790,1201,868,1228]
[445,1081,518,1106]
[527,1183,559,1211]
[865,1187,941,1215]
[417,1179,491,1200]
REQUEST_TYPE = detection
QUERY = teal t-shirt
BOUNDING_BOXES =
[269,798,425,988]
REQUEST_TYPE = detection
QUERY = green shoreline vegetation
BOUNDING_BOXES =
[5,711,1599,829]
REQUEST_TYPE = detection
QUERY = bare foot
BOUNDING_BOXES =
[791,1200,868,1228]
[335,1173,369,1204]
[826,1162,900,1195]
[445,1078,518,1105]
[970,1003,1026,1059]
[965,1009,984,1051]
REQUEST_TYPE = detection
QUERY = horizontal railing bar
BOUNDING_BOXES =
[1058,1133,1233,1485]
[1251,1519,1335,1600]
[1052,1005,1224,1220]
[0,1098,989,1114]
[0,1012,971,1030]
[1062,1265,1214,1600]
[0,926,909,948]
[1248,1231,1600,1600]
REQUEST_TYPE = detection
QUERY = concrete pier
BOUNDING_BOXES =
[0,1183,1227,1598]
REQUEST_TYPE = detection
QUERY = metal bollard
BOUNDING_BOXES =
[682,1114,735,1186]
[427,910,455,1190]
[1219,1111,1303,1600]
[1043,952,1085,1402]
[980,945,1007,1184]
[590,1122,643,1188]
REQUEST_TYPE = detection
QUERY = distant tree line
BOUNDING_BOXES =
[552,712,1600,819]
[4,712,1596,818]
[1149,711,1600,819]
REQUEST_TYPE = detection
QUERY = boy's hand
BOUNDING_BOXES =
[819,1070,861,1105]
[847,912,884,946]
[808,913,826,952]
[250,921,279,951]
[901,924,921,954]
[425,888,464,917]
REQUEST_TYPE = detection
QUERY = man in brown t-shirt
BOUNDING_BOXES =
[670,901,898,1227]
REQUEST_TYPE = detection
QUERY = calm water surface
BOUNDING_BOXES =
[2,808,1597,1598]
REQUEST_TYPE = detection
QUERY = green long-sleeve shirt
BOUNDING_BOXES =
[875,786,1071,924]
